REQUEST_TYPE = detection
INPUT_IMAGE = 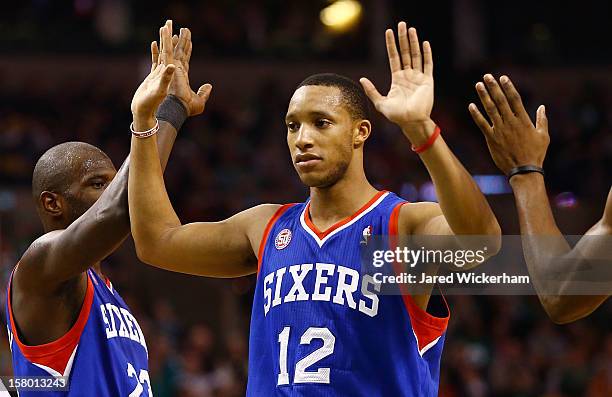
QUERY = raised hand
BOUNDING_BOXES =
[131,23,176,130]
[469,75,549,175]
[151,21,211,117]
[360,22,434,138]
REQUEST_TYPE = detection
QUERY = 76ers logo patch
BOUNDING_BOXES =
[275,228,292,250]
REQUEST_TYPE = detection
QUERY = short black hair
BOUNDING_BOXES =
[296,73,370,120]
[32,141,108,202]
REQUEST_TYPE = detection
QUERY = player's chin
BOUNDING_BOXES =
[295,170,336,188]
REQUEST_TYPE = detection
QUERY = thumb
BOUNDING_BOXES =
[197,83,213,99]
[160,64,176,85]
[359,78,384,108]
[535,105,547,131]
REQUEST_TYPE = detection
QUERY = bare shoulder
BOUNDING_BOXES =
[26,230,64,254]
[233,203,284,231]
[398,202,442,235]
[16,231,63,280]
[233,203,285,259]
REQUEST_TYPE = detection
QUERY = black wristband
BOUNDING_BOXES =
[507,165,544,181]
[155,95,188,131]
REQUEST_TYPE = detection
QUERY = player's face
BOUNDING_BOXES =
[63,157,117,223]
[286,86,355,187]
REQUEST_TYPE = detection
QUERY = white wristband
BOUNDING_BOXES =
[130,118,159,138]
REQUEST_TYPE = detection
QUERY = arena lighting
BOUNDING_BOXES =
[320,0,363,32]
[554,192,579,208]
[417,175,510,201]
[472,175,512,195]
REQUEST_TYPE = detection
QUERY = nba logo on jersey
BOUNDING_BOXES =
[360,225,372,245]
[248,191,450,396]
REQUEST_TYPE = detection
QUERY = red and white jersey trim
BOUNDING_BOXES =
[388,201,450,357]
[300,191,389,247]
[403,293,449,357]
[31,344,78,377]
[104,276,114,294]
[257,204,297,273]
[412,331,441,357]
[7,267,94,377]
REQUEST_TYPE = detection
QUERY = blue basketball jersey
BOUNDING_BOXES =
[6,267,151,396]
[247,191,450,396]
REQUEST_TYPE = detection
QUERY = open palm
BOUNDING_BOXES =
[151,21,212,117]
[360,22,434,127]
[131,62,176,118]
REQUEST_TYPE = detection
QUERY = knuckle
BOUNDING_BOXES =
[509,92,521,103]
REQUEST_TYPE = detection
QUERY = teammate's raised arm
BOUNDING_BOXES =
[469,75,611,323]
[360,22,501,245]
[128,24,278,278]
[10,21,192,354]
[14,23,186,294]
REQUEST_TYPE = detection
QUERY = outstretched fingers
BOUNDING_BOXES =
[385,29,402,74]
[499,76,531,125]
[398,22,411,69]
[407,27,422,71]
[535,105,548,132]
[392,22,430,74]
[423,41,433,76]
[175,28,190,65]
[483,74,513,120]
[150,41,159,72]
[185,39,192,72]
[475,82,502,125]
[468,103,494,138]
[159,20,174,65]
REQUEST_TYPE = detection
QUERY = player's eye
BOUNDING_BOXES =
[91,180,106,189]
[287,122,299,132]
[315,119,331,128]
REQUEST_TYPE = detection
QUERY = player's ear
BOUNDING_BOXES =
[40,191,63,217]
[353,119,372,148]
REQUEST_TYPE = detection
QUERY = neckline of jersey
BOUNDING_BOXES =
[303,190,387,240]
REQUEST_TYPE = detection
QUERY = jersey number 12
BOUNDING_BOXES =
[277,326,336,386]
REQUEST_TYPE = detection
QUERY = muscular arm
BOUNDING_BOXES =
[360,23,501,311]
[129,128,279,277]
[395,126,501,310]
[15,121,178,291]
[128,23,279,277]
[360,23,500,244]
[469,74,611,324]
[15,22,188,292]
[511,176,611,324]
[400,121,501,240]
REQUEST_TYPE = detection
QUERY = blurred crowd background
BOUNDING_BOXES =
[0,1,610,396]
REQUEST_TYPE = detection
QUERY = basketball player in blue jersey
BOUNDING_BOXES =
[128,22,501,396]
[469,74,611,323]
[6,21,211,395]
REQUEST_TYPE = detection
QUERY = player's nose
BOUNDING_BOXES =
[294,125,315,151]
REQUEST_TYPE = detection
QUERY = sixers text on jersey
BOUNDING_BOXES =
[6,268,152,396]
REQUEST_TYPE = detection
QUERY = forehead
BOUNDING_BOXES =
[74,151,115,179]
[287,85,349,118]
